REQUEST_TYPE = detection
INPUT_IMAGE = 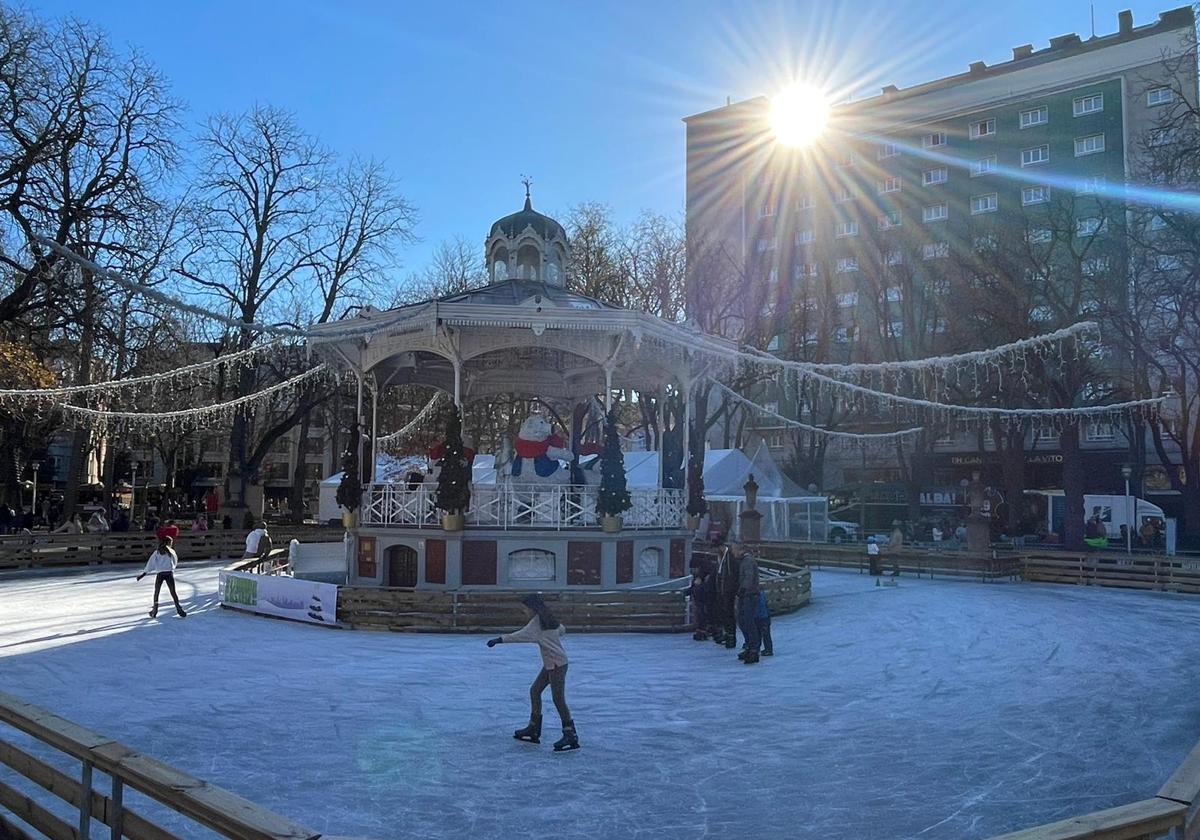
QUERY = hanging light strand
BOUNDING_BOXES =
[376,392,447,448]
[713,382,924,440]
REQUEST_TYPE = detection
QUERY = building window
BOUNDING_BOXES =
[1149,214,1168,231]
[1084,420,1116,442]
[1082,257,1110,276]
[969,118,995,139]
[796,229,814,245]
[1076,217,1106,237]
[836,256,859,273]
[755,236,777,252]
[766,335,782,351]
[970,155,997,177]
[922,242,949,260]
[836,150,855,167]
[1147,86,1174,107]
[883,286,903,302]
[923,131,947,148]
[1021,145,1049,166]
[970,193,998,215]
[1155,254,1182,271]
[888,320,905,337]
[1020,106,1048,128]
[1076,175,1105,195]
[931,318,948,334]
[795,262,818,279]
[835,220,859,238]
[1149,127,1177,147]
[973,233,997,251]
[836,291,859,308]
[1031,305,1054,322]
[834,325,858,343]
[767,267,779,284]
[508,549,556,581]
[1028,228,1052,244]
[797,195,815,210]
[922,167,948,186]
[877,210,902,230]
[836,186,854,203]
[1074,133,1105,156]
[922,203,948,222]
[759,201,776,218]
[878,142,900,159]
[885,249,903,266]
[1073,93,1104,116]
[1022,185,1050,205]
[878,176,902,194]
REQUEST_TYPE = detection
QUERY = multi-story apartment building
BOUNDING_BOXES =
[684,7,1197,525]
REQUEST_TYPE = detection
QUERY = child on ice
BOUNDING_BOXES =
[755,591,773,657]
[487,593,579,751]
[136,536,187,619]
[686,560,716,641]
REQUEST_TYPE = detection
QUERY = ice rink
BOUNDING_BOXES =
[2,562,1199,839]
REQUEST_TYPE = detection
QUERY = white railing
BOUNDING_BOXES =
[361,483,687,531]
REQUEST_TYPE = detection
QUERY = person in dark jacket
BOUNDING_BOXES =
[731,541,762,664]
[754,591,774,657]
[686,560,716,641]
[714,541,740,649]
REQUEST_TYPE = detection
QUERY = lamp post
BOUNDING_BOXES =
[1120,464,1133,555]
[29,461,40,526]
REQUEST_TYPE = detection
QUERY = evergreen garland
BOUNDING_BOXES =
[596,410,632,518]
[336,423,363,512]
[435,405,472,515]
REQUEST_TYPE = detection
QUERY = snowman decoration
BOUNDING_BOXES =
[507,412,573,483]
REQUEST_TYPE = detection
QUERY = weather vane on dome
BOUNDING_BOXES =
[520,174,532,202]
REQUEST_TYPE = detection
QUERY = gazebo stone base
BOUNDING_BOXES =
[350,526,691,590]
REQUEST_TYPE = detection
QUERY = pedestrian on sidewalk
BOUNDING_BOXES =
[486,592,579,751]
[136,536,187,619]
[732,541,762,665]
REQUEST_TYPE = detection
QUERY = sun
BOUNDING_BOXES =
[770,83,830,148]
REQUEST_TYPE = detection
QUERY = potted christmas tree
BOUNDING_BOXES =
[686,441,707,531]
[336,423,363,528]
[596,410,632,533]
[435,406,471,532]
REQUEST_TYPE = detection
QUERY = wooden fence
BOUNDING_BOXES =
[0,528,344,572]
[338,563,811,633]
[989,735,1200,839]
[1022,551,1200,595]
[0,690,320,840]
[748,542,1023,583]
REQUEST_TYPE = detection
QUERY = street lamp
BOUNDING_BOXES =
[1120,464,1133,555]
[29,461,40,526]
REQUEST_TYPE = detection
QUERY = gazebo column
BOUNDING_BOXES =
[603,365,614,412]
[369,376,379,484]
[681,377,692,493]
[452,356,462,408]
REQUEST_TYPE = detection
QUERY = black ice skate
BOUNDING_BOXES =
[175,606,187,618]
[742,651,760,665]
[553,722,580,752]
[514,715,542,744]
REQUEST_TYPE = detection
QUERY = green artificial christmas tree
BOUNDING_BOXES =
[686,435,707,519]
[596,410,632,521]
[336,423,363,513]
[435,405,472,518]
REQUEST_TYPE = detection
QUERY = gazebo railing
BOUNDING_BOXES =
[361,483,686,530]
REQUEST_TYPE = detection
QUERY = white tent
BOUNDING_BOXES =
[702,443,827,542]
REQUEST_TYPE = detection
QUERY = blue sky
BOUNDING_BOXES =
[30,0,1184,273]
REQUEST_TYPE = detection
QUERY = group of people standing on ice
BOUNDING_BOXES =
[686,539,773,664]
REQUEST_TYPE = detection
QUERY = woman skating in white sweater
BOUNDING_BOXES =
[136,536,187,618]
[487,592,578,751]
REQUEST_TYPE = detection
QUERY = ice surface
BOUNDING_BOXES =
[1,564,1199,839]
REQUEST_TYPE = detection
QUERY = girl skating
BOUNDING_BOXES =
[136,536,187,618]
[486,593,579,751]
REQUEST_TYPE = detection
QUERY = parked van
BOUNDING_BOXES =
[1026,490,1165,542]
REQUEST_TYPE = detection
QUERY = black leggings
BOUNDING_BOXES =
[153,572,182,609]
[529,664,571,723]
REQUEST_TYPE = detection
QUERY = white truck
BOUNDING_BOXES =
[1027,490,1165,542]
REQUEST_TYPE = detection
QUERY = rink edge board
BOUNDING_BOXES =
[0,528,344,572]
[333,564,811,632]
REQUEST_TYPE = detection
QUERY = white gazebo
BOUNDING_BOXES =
[310,192,733,591]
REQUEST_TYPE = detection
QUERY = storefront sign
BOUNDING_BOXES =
[218,570,338,626]
[1027,454,1064,464]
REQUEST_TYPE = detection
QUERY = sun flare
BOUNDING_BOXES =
[770,83,830,148]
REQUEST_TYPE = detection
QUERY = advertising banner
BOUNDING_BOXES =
[219,571,338,626]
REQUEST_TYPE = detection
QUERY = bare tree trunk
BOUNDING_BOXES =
[1061,425,1086,551]
[289,408,312,525]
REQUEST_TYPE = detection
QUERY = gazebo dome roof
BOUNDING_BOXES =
[488,195,567,243]
[437,278,616,311]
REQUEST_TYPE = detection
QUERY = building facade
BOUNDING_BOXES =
[684,7,1198,524]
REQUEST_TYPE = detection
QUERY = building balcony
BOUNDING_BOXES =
[360,483,687,531]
